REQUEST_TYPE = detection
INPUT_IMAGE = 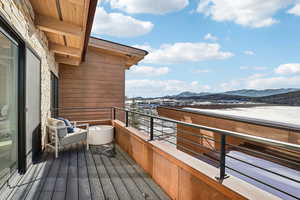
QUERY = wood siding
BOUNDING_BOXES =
[59,47,126,121]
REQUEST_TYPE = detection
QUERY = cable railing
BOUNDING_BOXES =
[50,107,300,200]
[113,107,300,200]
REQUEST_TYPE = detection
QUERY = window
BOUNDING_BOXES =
[51,73,59,118]
[0,28,19,181]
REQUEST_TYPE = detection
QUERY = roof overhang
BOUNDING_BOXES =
[88,37,148,68]
[29,0,98,66]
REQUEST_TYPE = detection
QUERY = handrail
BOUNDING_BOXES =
[113,107,300,152]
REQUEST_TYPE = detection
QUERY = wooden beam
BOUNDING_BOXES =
[68,0,85,6]
[55,55,81,66]
[35,15,83,37]
[50,43,81,57]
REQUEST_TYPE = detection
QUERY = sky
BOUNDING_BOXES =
[91,0,300,97]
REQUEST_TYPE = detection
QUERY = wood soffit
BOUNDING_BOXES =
[29,0,97,66]
[88,37,148,69]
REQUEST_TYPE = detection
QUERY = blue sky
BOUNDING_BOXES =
[91,0,300,97]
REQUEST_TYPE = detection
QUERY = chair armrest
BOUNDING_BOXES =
[47,125,71,130]
[75,123,89,128]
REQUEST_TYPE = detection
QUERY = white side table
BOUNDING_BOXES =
[88,125,114,145]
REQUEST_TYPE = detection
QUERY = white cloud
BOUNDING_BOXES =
[129,66,170,76]
[92,7,153,37]
[244,50,255,55]
[106,0,188,14]
[219,72,300,91]
[275,63,300,75]
[140,42,233,64]
[246,76,300,89]
[288,3,300,16]
[126,79,210,97]
[240,66,268,70]
[204,33,218,41]
[197,0,293,28]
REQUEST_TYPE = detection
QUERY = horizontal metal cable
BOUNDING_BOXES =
[226,166,300,199]
[226,155,300,184]
[226,143,300,166]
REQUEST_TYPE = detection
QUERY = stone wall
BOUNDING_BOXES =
[0,0,58,147]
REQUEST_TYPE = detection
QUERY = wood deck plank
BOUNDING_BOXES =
[101,155,132,200]
[84,147,105,200]
[77,143,92,200]
[22,153,51,200]
[116,147,171,200]
[66,144,79,200]
[52,146,70,200]
[0,168,24,199]
[109,155,145,200]
[92,153,119,200]
[8,153,49,200]
[25,153,55,200]
[39,148,63,200]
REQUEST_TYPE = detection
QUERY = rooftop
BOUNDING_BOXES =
[184,106,300,130]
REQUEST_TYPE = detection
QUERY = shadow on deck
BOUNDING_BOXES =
[1,143,170,200]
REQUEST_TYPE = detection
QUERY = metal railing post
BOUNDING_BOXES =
[150,117,154,140]
[125,111,129,127]
[216,134,229,182]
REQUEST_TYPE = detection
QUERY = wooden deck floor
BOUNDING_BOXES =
[0,144,170,200]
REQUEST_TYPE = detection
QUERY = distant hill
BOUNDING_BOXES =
[254,91,300,106]
[174,91,211,97]
[169,88,299,98]
[223,88,300,97]
[171,91,300,106]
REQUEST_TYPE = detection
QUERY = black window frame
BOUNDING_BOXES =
[0,14,28,174]
[51,72,59,118]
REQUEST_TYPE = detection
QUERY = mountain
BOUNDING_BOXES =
[174,91,211,97]
[223,88,300,97]
[173,91,300,106]
[170,88,300,98]
[255,91,300,106]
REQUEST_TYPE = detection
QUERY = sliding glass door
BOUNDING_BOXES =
[0,29,18,180]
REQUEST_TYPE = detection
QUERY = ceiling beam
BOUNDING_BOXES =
[55,55,81,66]
[35,15,83,37]
[68,0,85,6]
[50,43,81,57]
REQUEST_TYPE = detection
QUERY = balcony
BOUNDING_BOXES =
[1,107,299,200]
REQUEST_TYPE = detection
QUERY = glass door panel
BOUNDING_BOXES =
[0,30,18,180]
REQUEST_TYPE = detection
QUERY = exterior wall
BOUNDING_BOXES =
[0,0,58,147]
[113,120,278,200]
[157,107,300,160]
[59,46,126,121]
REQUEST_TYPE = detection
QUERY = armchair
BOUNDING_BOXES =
[46,118,89,158]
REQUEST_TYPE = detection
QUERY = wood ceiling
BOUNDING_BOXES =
[29,0,97,66]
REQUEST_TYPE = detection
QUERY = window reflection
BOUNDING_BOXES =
[0,31,18,179]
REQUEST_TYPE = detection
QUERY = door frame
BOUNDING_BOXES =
[0,13,41,174]
[25,47,42,164]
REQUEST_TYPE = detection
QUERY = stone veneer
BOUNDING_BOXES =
[0,0,58,147]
